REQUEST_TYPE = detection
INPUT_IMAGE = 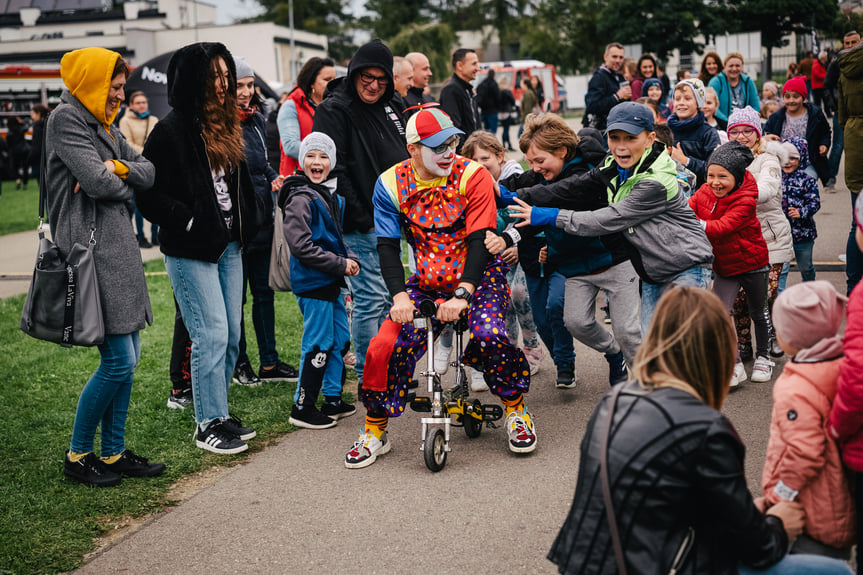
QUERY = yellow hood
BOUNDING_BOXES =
[60,47,121,128]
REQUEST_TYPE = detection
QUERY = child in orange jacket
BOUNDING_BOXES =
[762,281,855,558]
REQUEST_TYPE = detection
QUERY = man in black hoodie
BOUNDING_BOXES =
[312,39,409,386]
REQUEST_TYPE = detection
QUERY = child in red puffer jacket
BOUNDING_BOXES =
[830,195,863,574]
[689,142,771,387]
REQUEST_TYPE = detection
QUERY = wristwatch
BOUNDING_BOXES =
[453,286,473,304]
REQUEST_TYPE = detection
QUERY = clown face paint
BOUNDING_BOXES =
[420,141,456,178]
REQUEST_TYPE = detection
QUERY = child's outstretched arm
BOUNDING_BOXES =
[516,166,609,210]
[763,382,828,506]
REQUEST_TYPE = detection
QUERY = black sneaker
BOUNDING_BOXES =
[605,351,628,385]
[221,414,256,440]
[289,405,337,429]
[104,449,166,478]
[137,236,152,249]
[739,344,754,363]
[555,361,577,389]
[321,400,357,420]
[196,421,248,454]
[232,360,261,386]
[64,452,122,487]
[167,387,193,410]
[768,338,785,358]
[258,360,299,382]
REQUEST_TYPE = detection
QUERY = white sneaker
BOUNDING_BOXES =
[731,362,747,387]
[751,356,775,383]
[506,408,537,453]
[434,344,453,374]
[469,368,489,392]
[344,430,391,469]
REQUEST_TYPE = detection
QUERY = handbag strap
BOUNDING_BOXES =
[600,383,628,575]
[38,122,48,222]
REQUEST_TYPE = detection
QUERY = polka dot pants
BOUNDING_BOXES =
[361,262,530,417]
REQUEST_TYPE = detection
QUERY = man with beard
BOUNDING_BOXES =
[343,106,535,469]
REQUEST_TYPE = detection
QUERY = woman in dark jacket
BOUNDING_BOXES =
[50,47,162,487]
[7,115,29,188]
[232,56,298,384]
[28,103,49,187]
[137,42,260,455]
[548,286,852,575]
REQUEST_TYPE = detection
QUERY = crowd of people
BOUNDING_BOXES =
[34,31,863,573]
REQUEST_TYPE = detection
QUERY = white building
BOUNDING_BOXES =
[0,0,326,87]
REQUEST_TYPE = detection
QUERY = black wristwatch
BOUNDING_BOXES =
[453,286,473,304]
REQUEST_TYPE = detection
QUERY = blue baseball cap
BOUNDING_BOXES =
[605,101,655,135]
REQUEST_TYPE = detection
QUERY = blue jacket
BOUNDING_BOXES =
[279,174,355,300]
[667,111,721,187]
[764,103,832,183]
[241,108,279,253]
[585,66,626,130]
[708,72,760,122]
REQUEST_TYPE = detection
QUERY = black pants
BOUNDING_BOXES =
[169,297,192,391]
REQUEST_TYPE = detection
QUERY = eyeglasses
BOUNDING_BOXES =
[728,127,756,138]
[359,71,389,86]
[427,138,459,154]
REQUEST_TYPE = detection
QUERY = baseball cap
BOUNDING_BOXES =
[406,107,464,148]
[605,101,655,135]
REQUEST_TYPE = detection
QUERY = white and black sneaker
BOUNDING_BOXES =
[221,414,256,440]
[196,420,248,454]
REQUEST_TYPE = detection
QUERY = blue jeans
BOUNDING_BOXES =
[640,265,712,333]
[70,332,141,457]
[778,261,790,293]
[829,113,844,180]
[295,295,351,401]
[237,249,279,367]
[482,113,499,134]
[738,554,852,575]
[793,241,815,282]
[165,242,243,428]
[343,230,392,382]
[524,271,574,365]
[847,192,863,295]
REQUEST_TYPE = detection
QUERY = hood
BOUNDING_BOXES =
[840,41,863,80]
[167,42,235,122]
[761,139,790,165]
[60,47,122,128]
[344,39,395,104]
[787,136,810,170]
[642,77,666,97]
[577,135,609,168]
[784,347,842,399]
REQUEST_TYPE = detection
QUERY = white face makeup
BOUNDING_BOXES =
[420,140,457,178]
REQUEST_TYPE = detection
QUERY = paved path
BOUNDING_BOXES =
[0,144,853,574]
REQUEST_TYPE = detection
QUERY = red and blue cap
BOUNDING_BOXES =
[406,106,464,148]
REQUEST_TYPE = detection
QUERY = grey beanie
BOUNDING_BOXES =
[299,132,337,170]
[708,141,754,191]
[232,56,254,80]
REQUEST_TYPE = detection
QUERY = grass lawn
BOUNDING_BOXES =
[0,258,321,574]
[0,179,40,236]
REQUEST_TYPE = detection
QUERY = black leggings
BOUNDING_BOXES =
[713,270,770,360]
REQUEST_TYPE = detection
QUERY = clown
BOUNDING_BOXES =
[344,106,535,468]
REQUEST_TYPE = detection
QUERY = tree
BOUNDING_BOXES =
[388,23,458,82]
[364,0,430,40]
[250,0,356,63]
[726,0,838,75]
[597,0,707,62]
[518,0,604,73]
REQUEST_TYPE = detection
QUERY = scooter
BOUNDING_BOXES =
[407,299,504,472]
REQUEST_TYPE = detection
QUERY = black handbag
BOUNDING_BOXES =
[19,138,104,347]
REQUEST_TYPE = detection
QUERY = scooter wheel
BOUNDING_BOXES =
[464,399,483,438]
[424,428,447,472]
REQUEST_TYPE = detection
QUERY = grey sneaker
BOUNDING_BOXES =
[232,361,261,386]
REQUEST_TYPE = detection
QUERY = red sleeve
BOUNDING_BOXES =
[464,165,497,234]
[831,288,863,440]
[705,195,757,241]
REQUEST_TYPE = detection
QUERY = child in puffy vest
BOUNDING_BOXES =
[780,137,820,283]
[688,142,771,388]
[764,281,855,559]
[279,132,360,430]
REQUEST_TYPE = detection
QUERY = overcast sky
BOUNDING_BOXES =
[209,0,368,25]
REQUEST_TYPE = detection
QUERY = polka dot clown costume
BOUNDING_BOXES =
[344,106,535,469]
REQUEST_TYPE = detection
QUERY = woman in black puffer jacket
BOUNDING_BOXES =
[548,287,852,575]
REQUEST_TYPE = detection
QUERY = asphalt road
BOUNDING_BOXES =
[66,154,856,573]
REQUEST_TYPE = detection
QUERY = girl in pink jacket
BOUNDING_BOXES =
[763,281,855,558]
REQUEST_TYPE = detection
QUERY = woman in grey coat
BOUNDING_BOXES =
[48,47,164,487]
